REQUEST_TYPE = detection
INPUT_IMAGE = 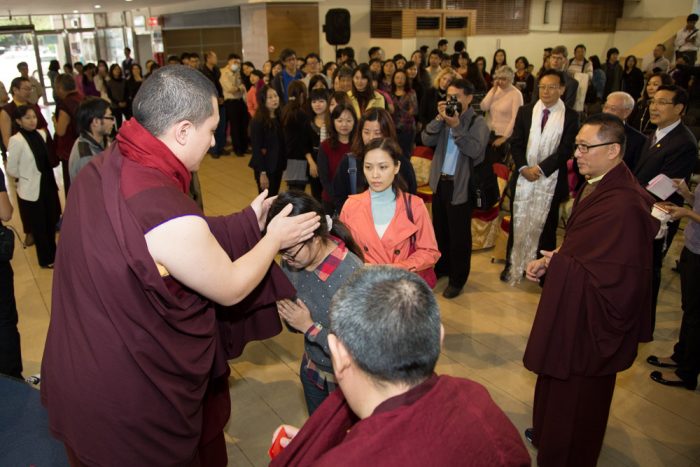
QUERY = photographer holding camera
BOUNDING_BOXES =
[422,79,490,298]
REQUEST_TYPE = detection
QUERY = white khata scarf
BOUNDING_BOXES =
[509,99,565,284]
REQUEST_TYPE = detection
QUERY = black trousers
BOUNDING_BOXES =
[225,99,249,155]
[254,170,282,197]
[17,181,60,267]
[672,247,700,386]
[505,177,561,269]
[651,219,682,333]
[0,260,22,379]
[432,179,473,289]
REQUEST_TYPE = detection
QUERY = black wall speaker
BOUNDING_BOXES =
[324,9,351,46]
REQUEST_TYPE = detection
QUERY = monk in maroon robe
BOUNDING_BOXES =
[270,267,531,467]
[40,65,320,466]
[523,114,659,467]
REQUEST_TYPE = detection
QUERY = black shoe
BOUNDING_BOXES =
[650,371,697,390]
[442,285,463,299]
[210,153,220,159]
[499,268,509,282]
[646,355,678,368]
[524,428,534,445]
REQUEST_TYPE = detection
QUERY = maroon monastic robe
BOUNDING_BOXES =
[524,162,659,379]
[270,375,531,467]
[522,162,659,466]
[41,127,293,466]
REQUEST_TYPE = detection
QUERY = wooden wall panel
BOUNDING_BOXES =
[266,3,320,60]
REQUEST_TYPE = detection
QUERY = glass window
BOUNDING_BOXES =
[31,15,65,31]
[80,14,95,29]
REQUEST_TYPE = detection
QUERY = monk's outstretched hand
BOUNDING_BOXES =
[266,204,321,250]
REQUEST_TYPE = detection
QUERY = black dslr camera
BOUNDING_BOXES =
[445,95,462,117]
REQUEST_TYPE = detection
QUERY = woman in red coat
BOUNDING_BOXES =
[339,138,439,286]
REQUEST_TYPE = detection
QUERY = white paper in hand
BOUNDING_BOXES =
[646,174,677,200]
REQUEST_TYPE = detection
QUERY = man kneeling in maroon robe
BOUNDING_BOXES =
[523,113,660,467]
[269,266,531,467]
[41,65,321,466]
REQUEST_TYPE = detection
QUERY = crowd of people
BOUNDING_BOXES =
[0,16,699,466]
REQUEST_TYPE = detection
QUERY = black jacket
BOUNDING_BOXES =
[510,102,580,202]
[634,122,697,206]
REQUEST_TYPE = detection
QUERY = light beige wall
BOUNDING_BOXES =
[240,4,269,69]
[622,0,694,18]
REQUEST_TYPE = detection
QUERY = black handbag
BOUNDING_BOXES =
[0,224,15,262]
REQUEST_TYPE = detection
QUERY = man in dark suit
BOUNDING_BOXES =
[603,91,646,169]
[634,85,698,331]
[532,45,579,109]
[501,69,579,281]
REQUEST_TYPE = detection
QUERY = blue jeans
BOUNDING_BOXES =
[300,357,333,415]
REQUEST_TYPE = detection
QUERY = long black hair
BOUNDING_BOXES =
[266,191,364,261]
[254,85,281,128]
[361,137,407,194]
[327,102,357,150]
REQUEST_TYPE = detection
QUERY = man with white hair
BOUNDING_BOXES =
[603,91,646,170]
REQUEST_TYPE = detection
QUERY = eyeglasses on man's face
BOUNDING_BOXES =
[648,99,674,107]
[574,141,619,154]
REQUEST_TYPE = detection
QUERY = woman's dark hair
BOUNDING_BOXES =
[360,137,407,194]
[266,191,364,261]
[475,56,487,71]
[390,69,410,95]
[515,56,530,69]
[49,60,60,72]
[606,48,620,61]
[251,70,265,80]
[309,88,329,104]
[351,64,375,113]
[625,55,637,71]
[379,59,396,84]
[327,102,357,150]
[323,61,337,75]
[281,80,308,127]
[330,90,350,108]
[76,96,110,133]
[454,40,466,53]
[97,59,108,70]
[351,107,397,157]
[130,64,143,79]
[254,85,281,128]
[490,48,507,77]
[642,72,673,100]
[14,104,36,121]
[308,74,330,91]
[109,64,123,80]
[589,55,602,70]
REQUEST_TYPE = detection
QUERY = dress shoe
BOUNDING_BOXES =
[499,267,509,282]
[646,355,678,368]
[442,285,463,299]
[650,371,697,390]
[524,428,535,445]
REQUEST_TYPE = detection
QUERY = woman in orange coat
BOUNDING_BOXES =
[339,138,439,286]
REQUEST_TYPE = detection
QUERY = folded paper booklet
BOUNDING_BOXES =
[646,174,676,200]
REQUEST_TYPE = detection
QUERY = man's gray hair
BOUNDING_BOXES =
[329,266,441,386]
[607,91,635,110]
[132,65,217,137]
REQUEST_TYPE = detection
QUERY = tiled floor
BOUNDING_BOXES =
[2,151,699,466]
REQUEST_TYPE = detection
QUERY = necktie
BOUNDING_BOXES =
[541,108,550,132]
[650,133,657,148]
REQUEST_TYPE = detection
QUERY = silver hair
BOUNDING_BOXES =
[494,65,515,82]
[607,91,635,110]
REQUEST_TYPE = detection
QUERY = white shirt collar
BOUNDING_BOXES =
[654,119,682,144]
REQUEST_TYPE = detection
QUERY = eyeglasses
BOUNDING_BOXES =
[648,99,674,107]
[538,84,560,91]
[574,142,619,153]
[280,242,306,262]
[101,115,116,121]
